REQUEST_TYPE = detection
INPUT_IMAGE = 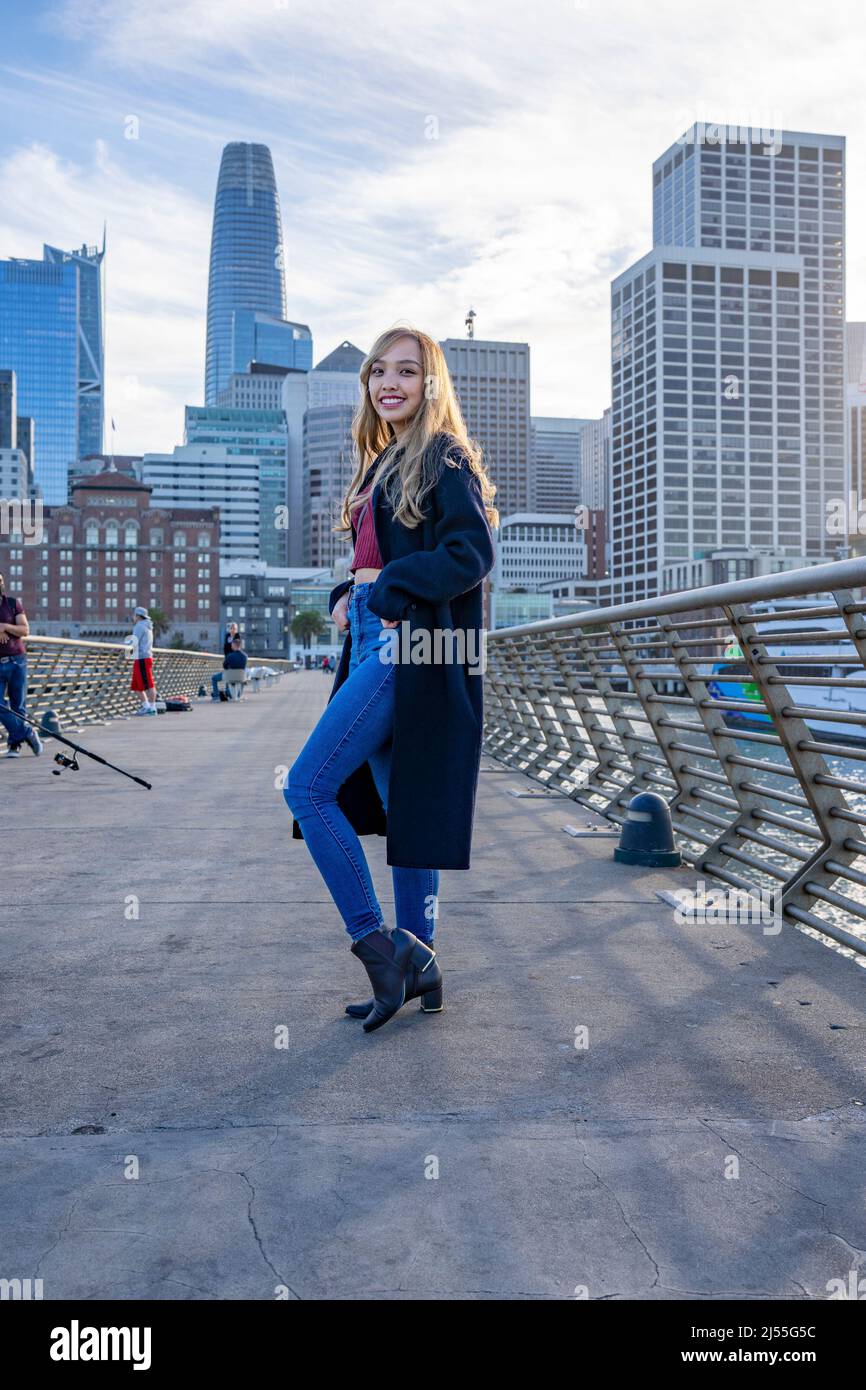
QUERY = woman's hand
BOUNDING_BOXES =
[380,618,400,629]
[332,593,350,631]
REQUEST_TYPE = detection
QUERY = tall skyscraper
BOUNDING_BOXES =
[652,125,845,562]
[612,247,811,603]
[45,242,105,463]
[610,126,845,602]
[531,417,591,512]
[441,337,531,518]
[205,143,289,405]
[0,240,104,504]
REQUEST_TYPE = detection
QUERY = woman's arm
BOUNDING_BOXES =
[328,578,354,616]
[365,459,495,622]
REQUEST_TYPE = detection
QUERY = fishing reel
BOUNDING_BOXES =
[52,750,80,775]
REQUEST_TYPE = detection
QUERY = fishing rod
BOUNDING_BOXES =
[0,701,152,790]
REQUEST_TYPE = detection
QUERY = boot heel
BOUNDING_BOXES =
[419,982,444,1013]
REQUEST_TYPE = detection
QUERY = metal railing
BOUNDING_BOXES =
[484,556,866,960]
[14,636,292,731]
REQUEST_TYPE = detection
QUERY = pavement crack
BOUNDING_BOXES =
[236,1168,301,1300]
[698,1118,829,1214]
[33,1199,78,1277]
[575,1132,661,1289]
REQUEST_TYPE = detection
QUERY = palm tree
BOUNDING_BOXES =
[291,610,327,650]
[148,606,171,642]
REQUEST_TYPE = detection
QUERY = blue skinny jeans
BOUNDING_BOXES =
[0,655,30,746]
[284,581,439,945]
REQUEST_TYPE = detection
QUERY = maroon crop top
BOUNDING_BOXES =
[350,487,383,573]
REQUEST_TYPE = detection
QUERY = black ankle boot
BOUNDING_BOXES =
[349,928,441,1033]
[345,948,443,1019]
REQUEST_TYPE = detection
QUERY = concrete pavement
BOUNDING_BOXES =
[2,671,865,1299]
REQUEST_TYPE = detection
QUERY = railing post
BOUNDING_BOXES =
[656,612,770,877]
[721,602,860,924]
[606,622,686,802]
[566,628,648,811]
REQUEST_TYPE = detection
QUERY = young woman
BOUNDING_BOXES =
[284,326,498,1033]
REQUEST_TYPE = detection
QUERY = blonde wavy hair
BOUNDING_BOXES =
[334,325,499,538]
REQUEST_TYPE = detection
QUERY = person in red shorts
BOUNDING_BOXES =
[129,605,157,715]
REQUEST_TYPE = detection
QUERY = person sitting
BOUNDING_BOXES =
[219,636,248,700]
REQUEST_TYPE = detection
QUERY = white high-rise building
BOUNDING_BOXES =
[612,246,812,604]
[611,125,845,603]
[142,445,260,562]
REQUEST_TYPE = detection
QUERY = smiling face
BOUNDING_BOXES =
[368,334,425,436]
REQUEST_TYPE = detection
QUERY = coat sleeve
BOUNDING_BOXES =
[365,458,495,621]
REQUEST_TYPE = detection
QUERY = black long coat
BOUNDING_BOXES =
[290,433,495,869]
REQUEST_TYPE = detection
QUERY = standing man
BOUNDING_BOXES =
[0,571,43,758]
[130,605,157,715]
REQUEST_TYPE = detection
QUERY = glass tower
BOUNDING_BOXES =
[205,144,288,405]
[0,240,104,504]
[229,309,312,379]
[45,243,105,464]
[1,253,77,504]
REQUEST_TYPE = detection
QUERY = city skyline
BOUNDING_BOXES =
[2,0,865,457]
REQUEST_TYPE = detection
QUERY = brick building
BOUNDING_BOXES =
[0,466,220,646]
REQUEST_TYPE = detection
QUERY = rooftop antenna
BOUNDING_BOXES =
[465,307,476,339]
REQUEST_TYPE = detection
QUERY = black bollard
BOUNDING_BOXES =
[614,791,681,867]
